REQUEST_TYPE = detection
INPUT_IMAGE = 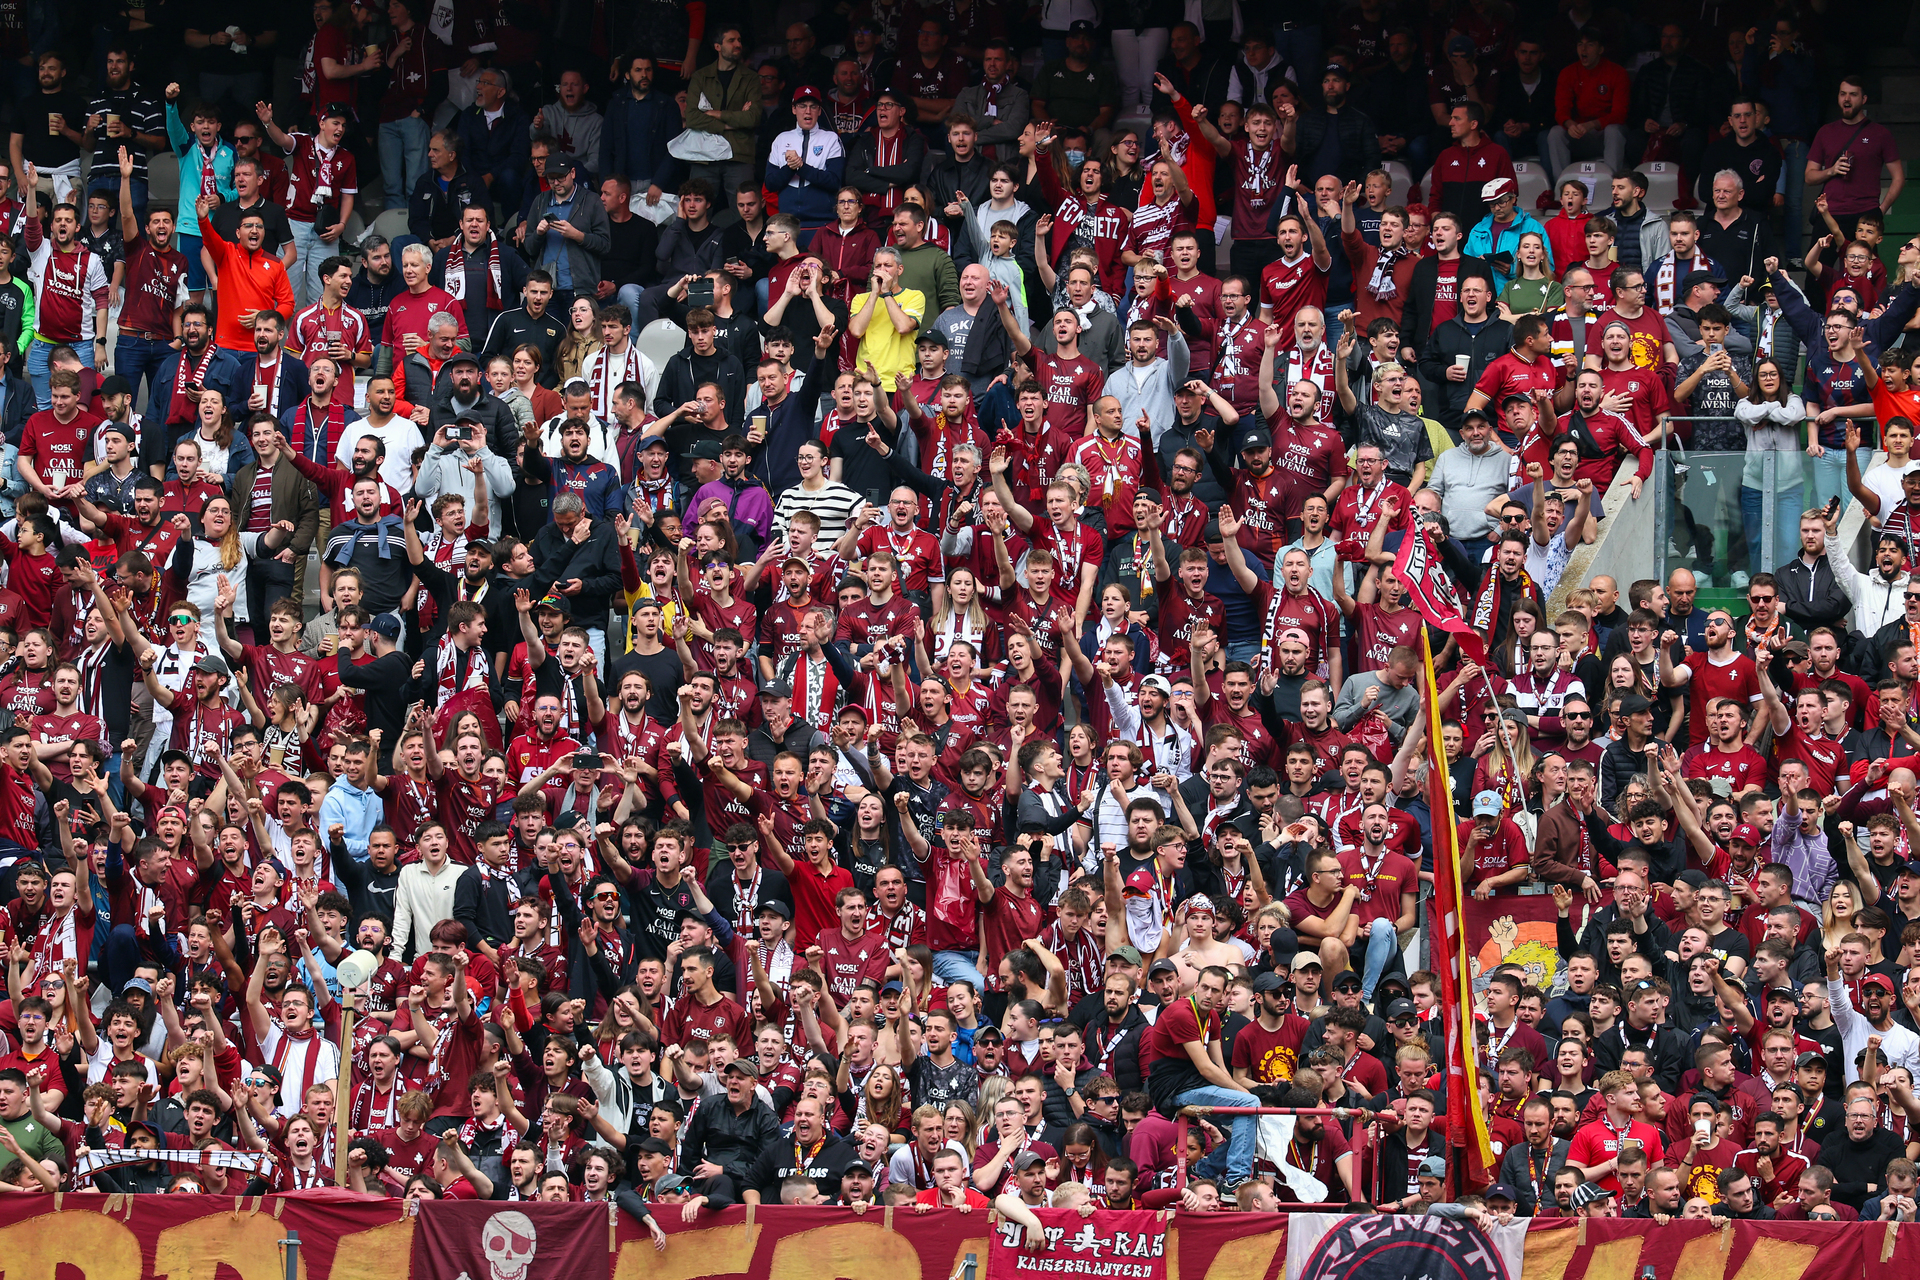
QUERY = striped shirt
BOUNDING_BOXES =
[85,91,164,185]
[772,479,869,548]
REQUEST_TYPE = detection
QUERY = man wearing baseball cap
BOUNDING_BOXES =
[1463,790,1530,898]
[1033,21,1118,136]
[1464,172,1546,296]
[1823,941,1920,1082]
[257,98,359,311]
[524,153,611,310]
[766,87,846,232]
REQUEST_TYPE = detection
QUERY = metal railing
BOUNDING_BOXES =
[1652,444,1810,586]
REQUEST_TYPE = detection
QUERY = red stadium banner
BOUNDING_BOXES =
[986,1208,1171,1280]
[411,1199,610,1280]
[0,1195,1902,1280]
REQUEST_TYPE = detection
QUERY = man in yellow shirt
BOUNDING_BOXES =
[849,246,925,385]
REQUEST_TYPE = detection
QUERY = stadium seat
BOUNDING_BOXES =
[365,207,410,246]
[1641,162,1681,212]
[1381,161,1414,207]
[635,319,686,401]
[1512,160,1549,215]
[1558,161,1613,205]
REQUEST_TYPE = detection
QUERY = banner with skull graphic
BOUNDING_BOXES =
[413,1201,607,1280]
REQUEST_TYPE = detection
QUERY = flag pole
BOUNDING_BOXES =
[1419,628,1496,1190]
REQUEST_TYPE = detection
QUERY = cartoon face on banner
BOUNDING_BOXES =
[1465,896,1597,1009]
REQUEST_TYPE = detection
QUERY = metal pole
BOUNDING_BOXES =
[1653,441,1670,583]
[334,994,356,1187]
[281,1231,300,1280]
[1760,452,1776,575]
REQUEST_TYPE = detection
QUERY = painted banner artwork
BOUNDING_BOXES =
[0,1196,1906,1280]
[1460,889,1606,1004]
[986,1208,1170,1280]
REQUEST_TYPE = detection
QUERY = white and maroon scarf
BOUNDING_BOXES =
[270,1022,327,1103]
[169,340,221,424]
[589,344,644,420]
[1366,244,1413,301]
[434,638,490,709]
[442,236,503,308]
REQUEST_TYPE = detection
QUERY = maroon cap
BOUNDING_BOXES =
[1731,824,1763,847]
[1862,973,1897,995]
[793,85,825,106]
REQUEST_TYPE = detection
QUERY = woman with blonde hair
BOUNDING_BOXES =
[1124,158,1194,267]
[972,1077,1011,1146]
[1499,231,1563,317]
[1824,875,1865,950]
[944,1100,978,1158]
[178,495,294,641]
[554,296,603,385]
[927,566,991,666]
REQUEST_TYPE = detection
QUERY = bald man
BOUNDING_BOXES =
[1665,567,1709,650]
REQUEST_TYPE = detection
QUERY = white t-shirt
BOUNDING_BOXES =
[87,1042,159,1086]
[1862,458,1920,522]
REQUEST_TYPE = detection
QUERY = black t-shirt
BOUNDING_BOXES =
[14,86,89,167]
[601,216,659,287]
[906,1053,979,1111]
[186,0,275,73]
[745,1132,859,1201]
[607,645,683,724]
[211,198,294,256]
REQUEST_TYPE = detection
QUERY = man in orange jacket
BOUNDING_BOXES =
[194,194,297,355]
[1544,31,1629,182]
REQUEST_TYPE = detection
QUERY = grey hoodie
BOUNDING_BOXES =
[1425,437,1512,542]
[533,101,605,170]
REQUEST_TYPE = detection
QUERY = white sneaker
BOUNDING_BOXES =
[1694,571,1713,589]
[1729,571,1750,590]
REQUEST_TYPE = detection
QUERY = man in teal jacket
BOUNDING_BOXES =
[1466,177,1549,294]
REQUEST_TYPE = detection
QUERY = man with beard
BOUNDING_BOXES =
[1099,671,1193,783]
[1499,1097,1570,1215]
[423,350,517,466]
[320,476,413,616]
[107,146,187,406]
[1273,1080,1356,1201]
[231,309,309,423]
[1148,534,1224,675]
[139,303,245,468]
